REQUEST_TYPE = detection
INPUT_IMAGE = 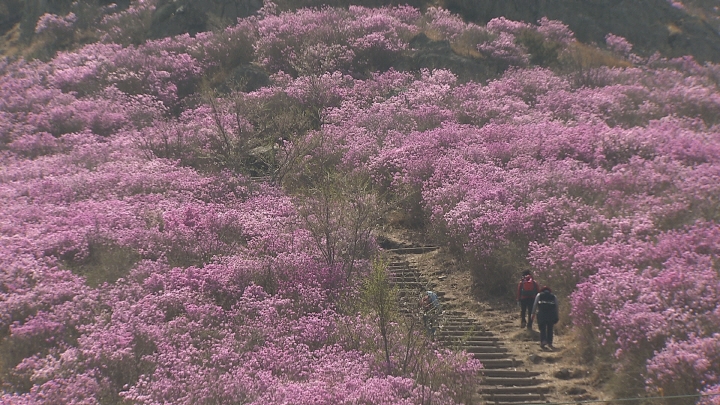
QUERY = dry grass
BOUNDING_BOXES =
[450,29,489,59]
[561,42,633,70]
[0,24,23,59]
[667,22,683,35]
[67,242,141,287]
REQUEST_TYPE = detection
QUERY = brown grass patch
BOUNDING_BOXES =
[0,24,22,58]
[562,42,633,70]
[667,22,683,35]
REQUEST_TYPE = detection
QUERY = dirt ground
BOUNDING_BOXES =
[382,226,609,404]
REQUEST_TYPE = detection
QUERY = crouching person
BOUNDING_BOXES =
[419,291,442,338]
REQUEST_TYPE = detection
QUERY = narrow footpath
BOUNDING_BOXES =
[386,249,550,404]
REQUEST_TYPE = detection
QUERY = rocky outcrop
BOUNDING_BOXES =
[393,33,496,83]
[443,0,720,63]
[148,0,262,39]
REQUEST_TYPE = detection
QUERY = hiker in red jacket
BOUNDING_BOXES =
[517,270,539,329]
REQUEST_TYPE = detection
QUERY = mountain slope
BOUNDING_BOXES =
[3,0,720,63]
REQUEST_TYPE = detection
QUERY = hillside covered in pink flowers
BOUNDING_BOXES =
[1,1,720,404]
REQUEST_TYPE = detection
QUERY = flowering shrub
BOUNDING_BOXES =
[96,0,157,45]
[35,13,77,35]
[312,14,719,399]
[0,7,491,404]
[605,33,634,56]
[423,7,471,41]
[255,5,420,76]
[646,334,720,398]
[3,3,720,403]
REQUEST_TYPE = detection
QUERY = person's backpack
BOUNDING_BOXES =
[520,277,538,298]
[537,291,556,311]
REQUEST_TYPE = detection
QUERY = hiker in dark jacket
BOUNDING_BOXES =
[517,270,539,329]
[530,286,559,350]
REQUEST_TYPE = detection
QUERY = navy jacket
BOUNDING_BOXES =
[532,290,559,324]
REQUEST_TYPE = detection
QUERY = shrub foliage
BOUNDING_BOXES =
[1,3,720,403]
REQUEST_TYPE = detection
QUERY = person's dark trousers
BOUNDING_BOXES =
[423,313,436,338]
[519,298,534,326]
[538,322,554,346]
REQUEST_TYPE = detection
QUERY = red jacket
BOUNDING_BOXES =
[517,275,539,300]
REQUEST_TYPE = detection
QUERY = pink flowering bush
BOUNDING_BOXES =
[97,0,157,45]
[0,141,475,403]
[310,14,719,399]
[255,5,420,76]
[0,7,489,404]
[536,17,574,45]
[3,3,720,403]
[422,7,465,40]
[605,33,634,56]
[646,334,720,398]
[35,13,77,35]
[477,16,575,68]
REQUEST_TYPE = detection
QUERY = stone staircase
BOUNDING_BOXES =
[385,249,551,405]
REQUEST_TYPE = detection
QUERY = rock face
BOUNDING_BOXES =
[148,0,263,39]
[443,0,720,62]
[393,33,496,83]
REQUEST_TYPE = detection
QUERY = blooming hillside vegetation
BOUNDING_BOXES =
[1,1,719,404]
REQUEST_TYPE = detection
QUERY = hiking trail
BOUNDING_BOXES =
[380,231,603,404]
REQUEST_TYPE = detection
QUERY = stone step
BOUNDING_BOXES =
[442,339,502,347]
[390,279,424,284]
[480,369,541,378]
[439,324,488,332]
[479,386,551,395]
[466,352,510,360]
[392,282,438,289]
[481,393,546,403]
[437,337,498,345]
[441,315,475,320]
[437,336,498,344]
[440,319,478,325]
[460,346,508,354]
[389,274,423,279]
[474,358,523,368]
[385,244,552,403]
[442,310,468,317]
[389,280,426,285]
[482,377,546,386]
[436,329,495,337]
[441,323,479,328]
[384,246,439,254]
